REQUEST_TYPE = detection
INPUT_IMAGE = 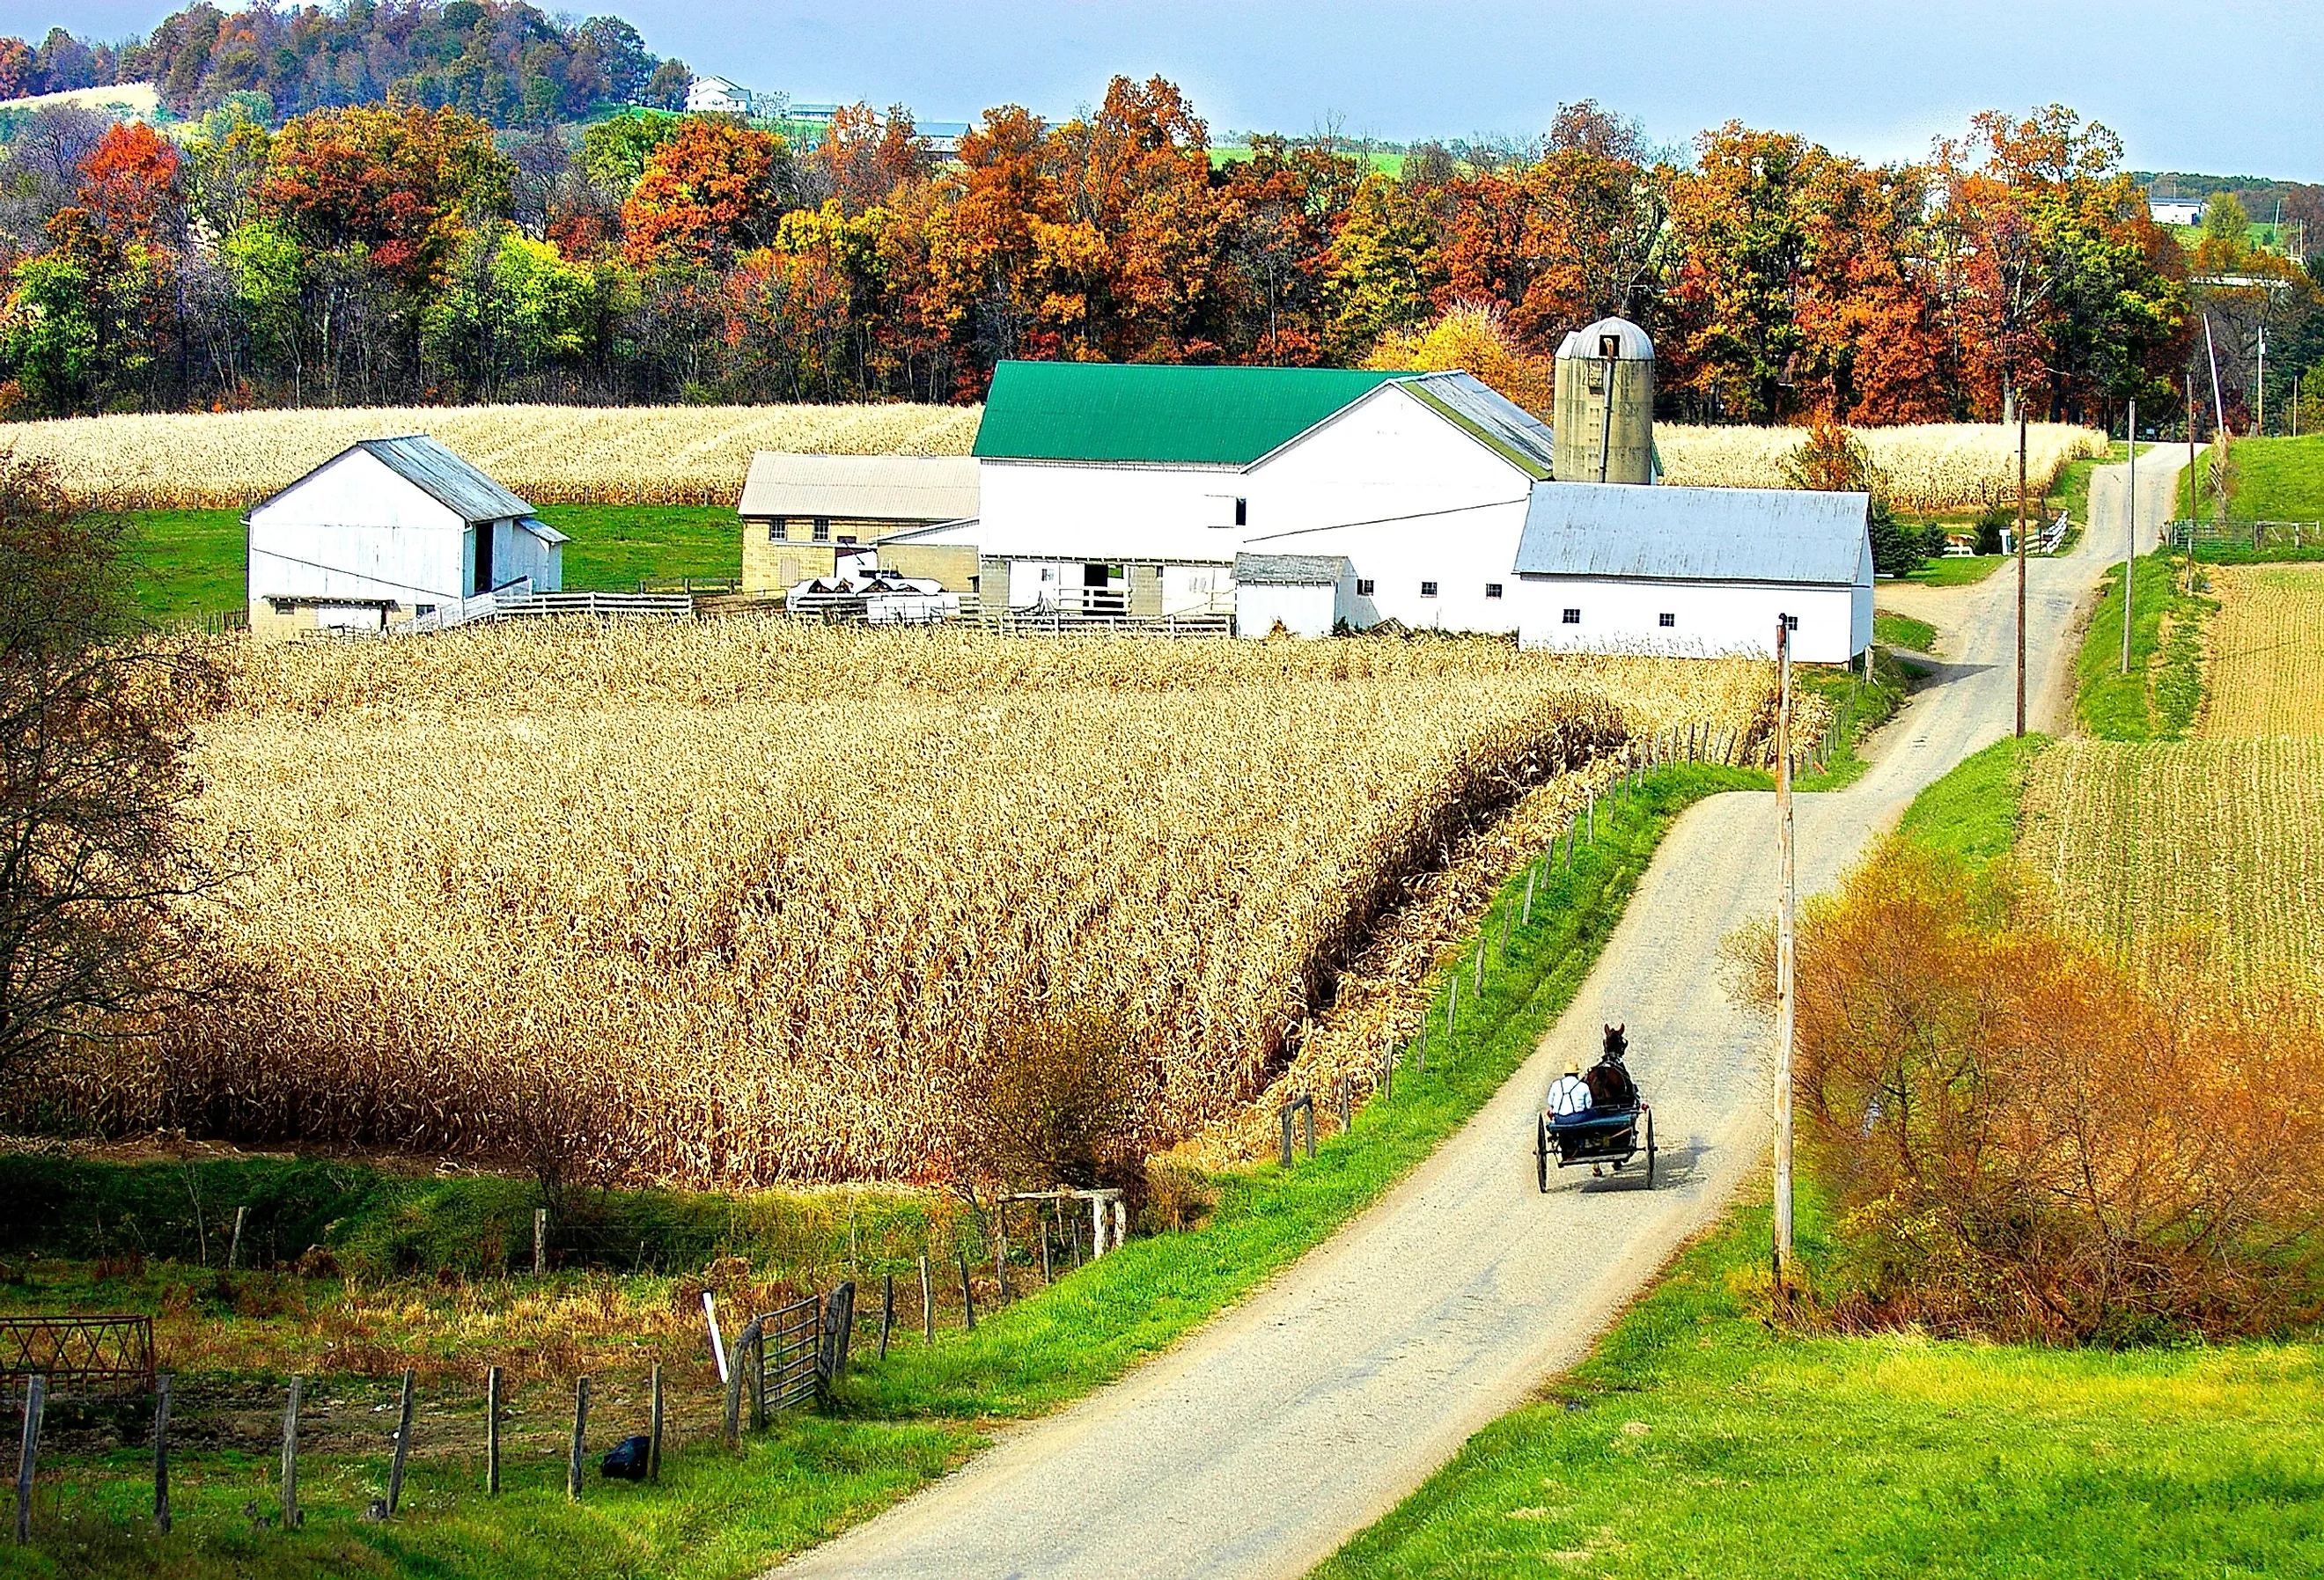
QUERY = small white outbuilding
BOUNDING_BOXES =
[246,436,565,640]
[1233,554,1350,638]
[1511,483,1872,661]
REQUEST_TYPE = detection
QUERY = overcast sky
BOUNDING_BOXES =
[31,0,2324,180]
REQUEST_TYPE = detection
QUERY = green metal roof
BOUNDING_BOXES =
[973,361,1416,466]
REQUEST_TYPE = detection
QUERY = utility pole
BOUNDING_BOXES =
[2187,370,2200,594]
[2257,325,2268,436]
[1772,614,1795,1306]
[2015,410,2027,738]
[2123,398,2136,675]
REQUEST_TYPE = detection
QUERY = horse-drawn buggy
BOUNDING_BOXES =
[1536,1025,1654,1190]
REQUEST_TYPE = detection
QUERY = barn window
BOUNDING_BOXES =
[1484,583,1503,599]
[1562,607,1581,624]
[1658,612,1675,628]
[1356,578,1375,597]
[1234,497,1248,526]
[1420,581,1438,598]
[813,518,831,542]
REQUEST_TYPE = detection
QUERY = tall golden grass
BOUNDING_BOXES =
[11,401,2099,514]
[40,623,1792,1187]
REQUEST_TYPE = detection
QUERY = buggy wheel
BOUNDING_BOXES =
[1536,1117,1549,1193]
[1643,1107,1656,1188]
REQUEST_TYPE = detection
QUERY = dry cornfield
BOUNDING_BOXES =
[1658,422,2107,513]
[39,622,1790,1187]
[2199,563,2324,739]
[1,403,982,509]
[11,401,2096,514]
[2018,739,2324,997]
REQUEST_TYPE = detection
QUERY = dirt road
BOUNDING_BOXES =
[776,451,2182,1580]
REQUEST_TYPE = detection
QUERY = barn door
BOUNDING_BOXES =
[474,523,496,594]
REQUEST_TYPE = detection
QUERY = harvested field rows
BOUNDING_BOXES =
[13,403,2099,513]
[2200,563,2324,739]
[39,626,1790,1187]
[2019,739,2324,996]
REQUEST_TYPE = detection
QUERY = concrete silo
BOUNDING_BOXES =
[1553,316,1655,485]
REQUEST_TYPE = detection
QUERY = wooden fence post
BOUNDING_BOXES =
[750,1321,767,1431]
[1113,1199,1127,1251]
[566,1376,590,1501]
[486,1366,503,1495]
[957,1249,977,1331]
[280,1377,303,1529]
[387,1367,416,1515]
[878,1274,896,1360]
[995,1216,1011,1304]
[1336,1075,1351,1133]
[1523,868,1535,925]
[1039,1210,1054,1285]
[1445,976,1458,1038]
[919,1253,934,1342]
[533,1209,547,1276]
[15,1374,43,1546]
[151,1372,171,1533]
[647,1363,663,1483]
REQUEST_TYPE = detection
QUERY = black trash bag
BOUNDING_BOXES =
[600,1434,651,1481]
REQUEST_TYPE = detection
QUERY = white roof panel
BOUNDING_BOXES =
[1515,482,1867,585]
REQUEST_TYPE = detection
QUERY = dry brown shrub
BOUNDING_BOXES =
[1771,840,2324,1342]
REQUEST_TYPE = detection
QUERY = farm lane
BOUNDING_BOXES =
[774,452,2176,1580]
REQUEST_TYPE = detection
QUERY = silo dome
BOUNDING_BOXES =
[1554,315,1656,485]
[1555,316,1655,363]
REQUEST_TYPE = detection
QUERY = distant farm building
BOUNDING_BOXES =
[246,436,564,641]
[2149,197,2205,226]
[739,453,979,594]
[686,75,761,114]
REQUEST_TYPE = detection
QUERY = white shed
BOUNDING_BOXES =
[246,436,564,640]
[1233,554,1349,638]
[1511,483,1872,662]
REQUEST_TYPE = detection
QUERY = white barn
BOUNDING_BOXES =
[897,359,1870,662]
[903,360,1555,628]
[1511,484,1872,662]
[246,436,564,640]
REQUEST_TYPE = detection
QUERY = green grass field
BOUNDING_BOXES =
[1901,554,2005,587]
[1320,737,2323,1580]
[2181,434,2324,522]
[1317,1194,2324,1580]
[0,765,1767,1579]
[120,505,741,626]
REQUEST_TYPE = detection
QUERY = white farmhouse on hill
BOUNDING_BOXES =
[246,436,565,641]
[886,356,1871,660]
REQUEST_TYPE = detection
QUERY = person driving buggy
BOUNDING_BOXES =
[1546,1062,1594,1126]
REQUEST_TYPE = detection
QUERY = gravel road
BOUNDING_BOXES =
[776,450,2186,1580]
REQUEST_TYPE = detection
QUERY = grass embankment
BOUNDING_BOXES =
[1792,649,1913,792]
[2180,433,2324,521]
[1871,610,1935,653]
[0,763,1765,1580]
[2075,552,2212,740]
[122,505,739,625]
[1320,735,2323,1580]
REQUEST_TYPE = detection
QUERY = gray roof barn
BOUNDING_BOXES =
[1514,482,1869,584]
[1233,553,1348,585]
[739,453,980,522]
